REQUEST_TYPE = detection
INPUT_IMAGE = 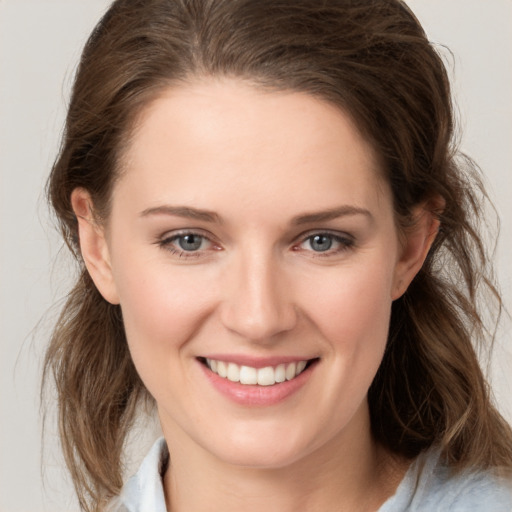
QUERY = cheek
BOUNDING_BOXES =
[296,261,395,427]
[111,254,215,376]
[300,261,394,350]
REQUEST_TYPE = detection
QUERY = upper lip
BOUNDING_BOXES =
[199,354,318,369]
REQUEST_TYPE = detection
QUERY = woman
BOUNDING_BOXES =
[43,0,512,511]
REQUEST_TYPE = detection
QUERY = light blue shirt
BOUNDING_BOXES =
[113,437,512,511]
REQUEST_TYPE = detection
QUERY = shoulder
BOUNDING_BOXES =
[110,437,169,512]
[381,448,512,512]
[423,465,512,511]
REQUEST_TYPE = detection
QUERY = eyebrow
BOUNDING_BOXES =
[139,205,220,223]
[140,204,372,225]
[291,206,373,225]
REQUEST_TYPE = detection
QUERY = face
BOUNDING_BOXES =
[77,79,429,469]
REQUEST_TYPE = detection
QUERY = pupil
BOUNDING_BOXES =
[179,234,202,251]
[311,235,332,252]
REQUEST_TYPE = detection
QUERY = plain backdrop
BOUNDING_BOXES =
[1,1,511,511]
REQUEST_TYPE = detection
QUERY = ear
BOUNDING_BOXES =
[71,188,120,305]
[391,198,444,300]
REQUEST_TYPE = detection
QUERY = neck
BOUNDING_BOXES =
[161,405,408,512]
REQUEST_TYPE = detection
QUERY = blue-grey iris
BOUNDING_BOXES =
[179,234,202,251]
[310,234,332,252]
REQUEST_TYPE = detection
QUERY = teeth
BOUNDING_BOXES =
[285,362,296,381]
[240,365,258,385]
[227,363,240,382]
[296,360,307,375]
[275,364,286,383]
[206,358,309,386]
[217,361,227,378]
[257,366,275,386]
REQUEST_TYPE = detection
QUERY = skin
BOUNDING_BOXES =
[72,79,439,511]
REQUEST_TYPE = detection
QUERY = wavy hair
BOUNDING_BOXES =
[43,0,512,510]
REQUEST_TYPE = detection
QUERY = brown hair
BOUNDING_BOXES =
[43,0,512,510]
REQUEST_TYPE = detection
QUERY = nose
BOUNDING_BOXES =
[219,251,297,343]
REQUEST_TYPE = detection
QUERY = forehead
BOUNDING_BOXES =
[117,79,390,218]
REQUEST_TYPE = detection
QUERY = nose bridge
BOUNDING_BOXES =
[220,245,296,341]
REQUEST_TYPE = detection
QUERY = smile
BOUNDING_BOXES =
[205,358,309,386]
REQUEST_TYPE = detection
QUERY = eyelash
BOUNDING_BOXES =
[156,230,355,259]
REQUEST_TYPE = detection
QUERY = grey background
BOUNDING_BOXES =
[1,1,511,510]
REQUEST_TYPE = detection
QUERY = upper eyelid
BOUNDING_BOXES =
[159,228,215,242]
[294,228,354,243]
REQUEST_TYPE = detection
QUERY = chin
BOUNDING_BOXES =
[198,423,324,470]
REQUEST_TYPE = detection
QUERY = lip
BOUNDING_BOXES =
[198,357,318,406]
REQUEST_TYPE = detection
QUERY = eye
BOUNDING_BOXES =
[157,230,218,258]
[295,232,354,256]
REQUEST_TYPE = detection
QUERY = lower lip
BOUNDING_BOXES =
[199,360,316,406]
